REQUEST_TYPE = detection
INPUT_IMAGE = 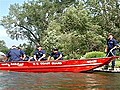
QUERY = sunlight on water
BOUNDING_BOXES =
[0,71,120,90]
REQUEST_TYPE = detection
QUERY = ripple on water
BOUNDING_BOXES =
[0,71,120,90]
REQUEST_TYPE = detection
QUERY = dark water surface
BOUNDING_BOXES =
[0,71,120,90]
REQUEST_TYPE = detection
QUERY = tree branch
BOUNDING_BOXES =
[18,24,40,44]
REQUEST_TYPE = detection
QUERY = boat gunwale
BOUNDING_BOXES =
[0,56,118,65]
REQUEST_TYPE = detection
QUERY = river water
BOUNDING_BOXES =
[0,71,120,90]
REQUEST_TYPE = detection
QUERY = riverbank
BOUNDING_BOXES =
[116,60,120,67]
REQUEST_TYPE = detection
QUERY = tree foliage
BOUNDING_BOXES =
[0,40,8,53]
[83,51,106,58]
[0,0,120,58]
[85,0,120,38]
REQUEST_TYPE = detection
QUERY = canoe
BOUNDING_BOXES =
[0,56,118,73]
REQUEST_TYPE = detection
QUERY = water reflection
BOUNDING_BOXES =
[0,71,120,90]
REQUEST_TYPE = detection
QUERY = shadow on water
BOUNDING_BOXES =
[0,71,120,90]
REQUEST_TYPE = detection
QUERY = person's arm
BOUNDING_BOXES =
[2,55,7,62]
[33,50,38,61]
[105,45,108,52]
[22,54,26,60]
[55,54,62,60]
[27,56,33,62]
[38,54,46,61]
[33,55,37,61]
[38,50,46,61]
[47,56,51,61]
[22,50,26,60]
[5,51,11,61]
[20,54,26,60]
[47,52,53,61]
[111,39,118,50]
[114,39,119,47]
[105,39,109,52]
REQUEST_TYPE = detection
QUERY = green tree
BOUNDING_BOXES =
[1,0,51,45]
[42,4,106,59]
[84,0,120,39]
[18,43,34,56]
[0,0,78,45]
[0,40,9,53]
[2,0,119,59]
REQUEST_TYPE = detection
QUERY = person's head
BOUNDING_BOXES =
[36,45,42,51]
[0,52,6,62]
[17,47,21,50]
[108,33,113,40]
[11,45,16,49]
[52,48,58,53]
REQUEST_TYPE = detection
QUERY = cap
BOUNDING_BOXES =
[11,45,16,49]
[108,33,113,36]
[36,45,42,48]
[12,45,16,47]
[17,47,21,49]
[53,48,58,51]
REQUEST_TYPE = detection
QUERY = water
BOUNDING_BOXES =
[0,71,120,90]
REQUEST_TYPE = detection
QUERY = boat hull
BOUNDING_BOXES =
[0,56,118,73]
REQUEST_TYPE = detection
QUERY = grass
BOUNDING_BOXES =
[116,60,120,68]
[107,59,120,68]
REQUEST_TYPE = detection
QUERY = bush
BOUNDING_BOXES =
[83,51,106,58]
[115,60,120,67]
[64,53,82,60]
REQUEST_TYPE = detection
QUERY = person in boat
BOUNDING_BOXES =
[6,45,23,62]
[47,48,63,61]
[17,47,26,60]
[0,52,6,62]
[33,45,46,61]
[104,33,118,70]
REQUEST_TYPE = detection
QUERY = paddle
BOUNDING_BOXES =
[106,45,120,57]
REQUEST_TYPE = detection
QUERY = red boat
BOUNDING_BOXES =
[0,56,118,73]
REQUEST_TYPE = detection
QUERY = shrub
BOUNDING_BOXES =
[64,53,82,60]
[83,51,106,58]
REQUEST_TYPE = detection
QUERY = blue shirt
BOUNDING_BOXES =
[20,49,25,57]
[50,51,63,60]
[107,38,118,50]
[34,50,46,59]
[6,48,22,61]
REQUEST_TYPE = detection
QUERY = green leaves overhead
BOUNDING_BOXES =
[0,0,120,58]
